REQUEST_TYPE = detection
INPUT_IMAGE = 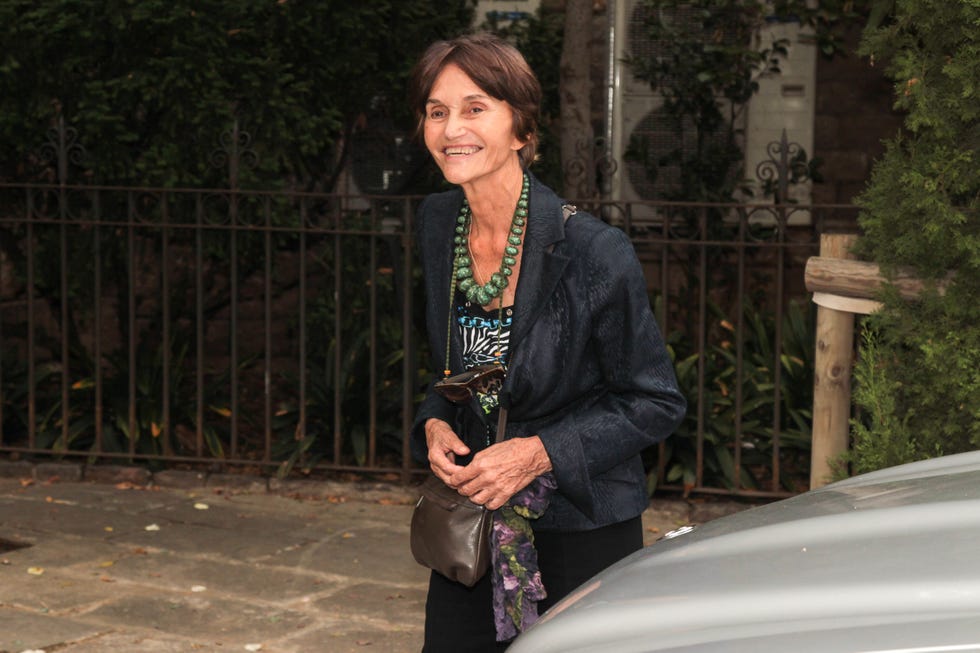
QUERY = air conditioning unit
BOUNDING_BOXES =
[610,0,669,220]
[611,2,817,224]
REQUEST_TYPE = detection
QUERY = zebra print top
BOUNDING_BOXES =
[454,290,513,416]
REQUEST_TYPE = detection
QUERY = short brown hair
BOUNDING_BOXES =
[409,33,542,169]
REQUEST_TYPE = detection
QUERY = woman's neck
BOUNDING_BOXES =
[462,167,525,241]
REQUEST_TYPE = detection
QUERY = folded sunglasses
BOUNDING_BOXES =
[433,364,506,403]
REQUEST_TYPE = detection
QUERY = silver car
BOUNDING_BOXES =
[509,451,980,653]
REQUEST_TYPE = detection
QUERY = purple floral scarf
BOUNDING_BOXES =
[490,472,557,642]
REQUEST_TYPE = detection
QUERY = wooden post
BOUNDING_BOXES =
[810,233,859,489]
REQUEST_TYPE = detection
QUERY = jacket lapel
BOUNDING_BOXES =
[422,190,466,375]
[510,176,571,351]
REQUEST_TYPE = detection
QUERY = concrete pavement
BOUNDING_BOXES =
[0,461,747,653]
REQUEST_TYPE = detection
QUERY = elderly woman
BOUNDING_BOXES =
[409,33,686,652]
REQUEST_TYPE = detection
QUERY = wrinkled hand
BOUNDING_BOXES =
[449,436,552,510]
[424,418,469,483]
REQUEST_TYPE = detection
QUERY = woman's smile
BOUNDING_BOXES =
[444,146,482,156]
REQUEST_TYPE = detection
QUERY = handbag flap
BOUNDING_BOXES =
[418,475,484,513]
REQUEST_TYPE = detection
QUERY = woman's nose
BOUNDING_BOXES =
[444,112,466,138]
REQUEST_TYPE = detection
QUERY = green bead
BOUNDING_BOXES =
[476,288,491,305]
[511,226,523,235]
[503,256,516,266]
[458,255,471,266]
[456,225,465,234]
[508,235,521,246]
[455,246,467,255]
[466,286,480,303]
[505,246,518,256]
[456,266,471,279]
[459,278,475,292]
[502,267,513,276]
[517,208,527,217]
[514,217,525,226]
[490,273,505,286]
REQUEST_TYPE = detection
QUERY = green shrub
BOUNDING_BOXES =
[849,0,980,472]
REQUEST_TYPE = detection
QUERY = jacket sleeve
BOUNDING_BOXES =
[534,227,686,517]
[409,195,459,466]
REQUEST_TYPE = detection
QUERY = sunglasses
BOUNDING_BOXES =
[433,364,506,403]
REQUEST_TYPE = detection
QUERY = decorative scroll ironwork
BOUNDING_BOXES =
[38,115,88,185]
[755,129,812,204]
[208,120,259,189]
[562,135,622,203]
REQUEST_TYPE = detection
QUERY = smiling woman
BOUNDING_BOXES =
[406,33,686,652]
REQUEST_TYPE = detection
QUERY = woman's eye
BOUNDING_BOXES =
[428,109,446,120]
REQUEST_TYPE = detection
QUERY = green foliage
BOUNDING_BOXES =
[625,0,857,202]
[0,0,476,188]
[654,298,815,494]
[1,321,233,462]
[0,349,53,443]
[0,0,475,469]
[844,325,928,476]
[269,218,414,475]
[850,0,980,472]
[1,201,414,472]
[860,0,980,144]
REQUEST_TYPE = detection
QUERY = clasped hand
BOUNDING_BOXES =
[424,418,552,510]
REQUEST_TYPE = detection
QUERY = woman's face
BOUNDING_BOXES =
[423,63,525,189]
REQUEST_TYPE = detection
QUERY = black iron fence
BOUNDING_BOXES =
[0,121,858,497]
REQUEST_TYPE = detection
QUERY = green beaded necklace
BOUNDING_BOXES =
[441,172,528,379]
[453,173,529,306]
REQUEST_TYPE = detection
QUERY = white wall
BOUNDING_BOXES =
[474,0,541,25]
[743,19,818,209]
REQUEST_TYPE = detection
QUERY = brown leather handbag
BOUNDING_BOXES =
[410,408,507,587]
[410,474,493,587]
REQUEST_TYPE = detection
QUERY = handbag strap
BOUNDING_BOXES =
[495,406,508,444]
[494,389,509,444]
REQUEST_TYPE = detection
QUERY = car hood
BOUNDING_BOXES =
[509,451,980,653]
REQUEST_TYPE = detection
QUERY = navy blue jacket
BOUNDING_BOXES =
[411,174,686,531]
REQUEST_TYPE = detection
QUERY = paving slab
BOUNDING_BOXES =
[313,581,428,624]
[100,550,336,601]
[290,624,424,653]
[83,594,315,644]
[34,632,221,653]
[0,609,108,652]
